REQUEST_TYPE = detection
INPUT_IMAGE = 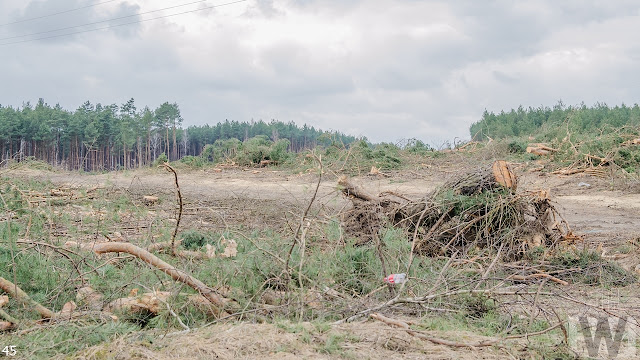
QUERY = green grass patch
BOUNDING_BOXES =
[550,250,636,287]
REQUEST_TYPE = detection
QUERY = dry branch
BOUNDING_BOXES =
[0,277,54,319]
[286,154,323,272]
[508,273,569,286]
[552,166,608,178]
[93,242,229,316]
[162,163,183,256]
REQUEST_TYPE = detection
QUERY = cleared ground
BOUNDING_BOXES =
[4,162,640,359]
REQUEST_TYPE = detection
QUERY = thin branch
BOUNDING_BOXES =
[285,153,322,272]
[161,162,183,256]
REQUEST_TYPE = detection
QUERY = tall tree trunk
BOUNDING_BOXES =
[137,137,142,168]
[147,129,151,166]
[165,125,169,159]
[68,139,72,170]
[172,123,177,160]
[74,136,79,170]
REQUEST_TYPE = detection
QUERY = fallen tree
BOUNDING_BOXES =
[93,242,232,316]
[0,276,55,319]
[340,160,576,259]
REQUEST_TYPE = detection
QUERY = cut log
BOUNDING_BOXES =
[443,160,517,195]
[492,160,517,191]
[143,195,159,205]
[338,176,380,202]
[0,321,15,332]
[526,144,558,156]
[55,301,77,320]
[106,291,171,315]
[76,287,104,311]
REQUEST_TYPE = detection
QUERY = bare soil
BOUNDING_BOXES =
[12,165,640,246]
[71,321,511,360]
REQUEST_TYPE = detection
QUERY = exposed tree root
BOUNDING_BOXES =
[340,160,576,259]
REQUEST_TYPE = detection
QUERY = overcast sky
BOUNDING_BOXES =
[1,0,640,144]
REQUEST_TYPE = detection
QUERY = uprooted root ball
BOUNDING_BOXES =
[340,161,578,260]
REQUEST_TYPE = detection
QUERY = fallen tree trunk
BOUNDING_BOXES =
[0,277,55,319]
[93,242,229,316]
[338,176,382,203]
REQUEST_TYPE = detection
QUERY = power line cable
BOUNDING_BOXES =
[0,0,119,27]
[0,0,248,46]
[0,0,213,41]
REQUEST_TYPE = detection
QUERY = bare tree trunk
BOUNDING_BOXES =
[137,136,142,168]
[165,125,169,159]
[171,124,176,160]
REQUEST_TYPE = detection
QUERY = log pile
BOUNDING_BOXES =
[339,160,577,259]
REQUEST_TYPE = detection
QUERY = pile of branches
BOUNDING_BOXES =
[340,161,578,259]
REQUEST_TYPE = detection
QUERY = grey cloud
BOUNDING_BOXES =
[2,0,640,144]
[492,70,518,84]
[106,2,141,38]
[250,0,283,18]
[4,0,141,44]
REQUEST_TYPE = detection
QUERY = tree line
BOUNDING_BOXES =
[470,101,640,141]
[0,98,358,171]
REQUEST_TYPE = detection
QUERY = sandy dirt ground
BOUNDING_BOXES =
[12,165,640,245]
